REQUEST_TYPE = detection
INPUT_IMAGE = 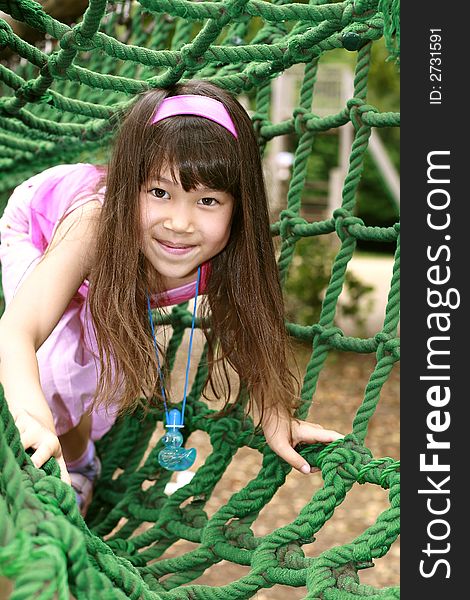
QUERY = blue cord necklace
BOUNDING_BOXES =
[146,266,201,472]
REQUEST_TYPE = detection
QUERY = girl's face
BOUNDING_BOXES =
[140,167,234,289]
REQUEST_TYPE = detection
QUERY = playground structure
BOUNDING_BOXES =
[0,1,400,598]
[268,63,399,220]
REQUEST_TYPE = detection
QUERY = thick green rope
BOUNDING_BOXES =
[0,1,399,598]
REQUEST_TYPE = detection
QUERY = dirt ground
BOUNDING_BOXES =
[158,347,400,598]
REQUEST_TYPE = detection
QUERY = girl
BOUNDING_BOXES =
[0,80,341,513]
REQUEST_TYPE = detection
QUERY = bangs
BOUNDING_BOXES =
[143,116,241,195]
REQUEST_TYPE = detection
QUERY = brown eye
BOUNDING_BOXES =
[151,188,169,199]
[199,197,218,206]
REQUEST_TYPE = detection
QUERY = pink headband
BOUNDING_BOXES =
[151,94,238,138]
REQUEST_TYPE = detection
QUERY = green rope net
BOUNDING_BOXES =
[0,1,400,598]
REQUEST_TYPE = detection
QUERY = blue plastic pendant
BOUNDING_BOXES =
[158,409,196,471]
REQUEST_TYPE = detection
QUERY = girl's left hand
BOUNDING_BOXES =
[262,413,343,474]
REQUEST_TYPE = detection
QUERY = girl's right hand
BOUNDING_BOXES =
[14,409,71,485]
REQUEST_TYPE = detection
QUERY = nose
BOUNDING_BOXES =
[162,205,194,233]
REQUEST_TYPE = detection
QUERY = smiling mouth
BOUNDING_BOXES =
[156,239,196,255]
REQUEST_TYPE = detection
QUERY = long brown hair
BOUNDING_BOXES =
[88,80,299,423]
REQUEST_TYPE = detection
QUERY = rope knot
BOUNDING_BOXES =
[349,101,376,132]
[246,62,275,87]
[333,208,350,220]
[15,81,41,102]
[293,107,309,136]
[356,457,401,489]
[170,303,194,328]
[374,331,391,346]
[347,97,366,129]
[357,102,378,117]
[251,112,269,141]
[353,0,377,16]
[224,519,254,546]
[375,332,399,360]
[357,457,394,484]
[59,26,95,52]
[47,54,67,77]
[346,97,364,109]
[286,37,311,64]
[73,28,96,52]
[276,542,305,568]
[342,214,365,229]
[317,326,344,346]
[182,503,207,530]
[14,82,49,104]
[58,30,74,51]
[180,44,207,70]
[379,459,400,488]
[385,337,400,359]
[212,418,242,446]
[316,437,348,470]
[279,209,306,243]
[225,0,250,19]
[333,208,362,241]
